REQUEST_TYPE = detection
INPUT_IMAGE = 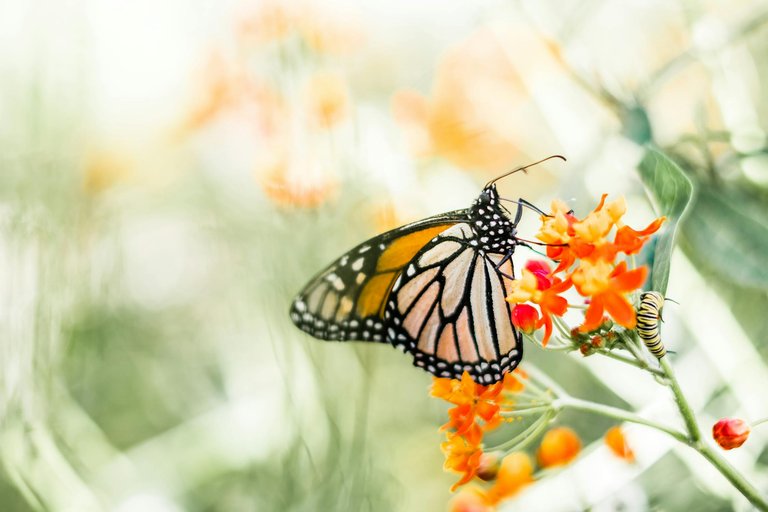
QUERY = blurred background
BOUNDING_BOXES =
[2,0,768,510]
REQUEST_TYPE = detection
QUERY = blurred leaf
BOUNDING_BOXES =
[638,148,693,294]
[621,105,653,145]
[682,185,768,290]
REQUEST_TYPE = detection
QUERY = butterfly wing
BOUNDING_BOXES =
[290,211,466,343]
[384,223,522,383]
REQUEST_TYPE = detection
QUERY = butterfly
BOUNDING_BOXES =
[289,156,565,384]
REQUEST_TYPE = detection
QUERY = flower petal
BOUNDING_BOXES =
[603,291,637,329]
[580,294,605,332]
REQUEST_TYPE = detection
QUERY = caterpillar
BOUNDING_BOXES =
[636,291,666,359]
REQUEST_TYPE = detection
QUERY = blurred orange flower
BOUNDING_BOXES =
[485,452,534,504]
[604,426,635,462]
[305,70,350,129]
[392,25,561,174]
[449,487,493,512]
[236,0,363,54]
[537,427,582,468]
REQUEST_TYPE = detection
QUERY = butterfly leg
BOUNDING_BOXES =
[492,250,517,280]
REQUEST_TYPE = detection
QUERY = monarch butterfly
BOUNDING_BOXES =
[289,156,565,384]
[636,291,666,359]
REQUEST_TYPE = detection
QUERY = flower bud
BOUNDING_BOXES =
[591,335,604,347]
[712,418,750,450]
[604,426,635,462]
[537,427,582,468]
[511,304,539,334]
[476,451,503,481]
[493,452,534,497]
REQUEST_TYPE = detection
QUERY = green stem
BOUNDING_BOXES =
[659,357,768,510]
[490,412,553,453]
[598,349,665,378]
[659,357,701,442]
[698,443,768,512]
[557,397,688,443]
[501,406,553,417]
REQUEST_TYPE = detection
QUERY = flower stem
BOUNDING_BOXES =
[491,411,554,453]
[598,349,665,378]
[557,396,688,443]
[698,443,768,511]
[658,356,701,442]
[659,357,768,510]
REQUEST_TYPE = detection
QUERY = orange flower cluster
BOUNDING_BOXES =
[431,371,526,491]
[508,195,665,339]
[445,425,590,511]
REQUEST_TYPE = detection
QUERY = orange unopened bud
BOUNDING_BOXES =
[604,426,635,462]
[713,418,750,450]
[591,335,604,347]
[489,452,534,501]
[511,304,539,335]
[537,427,582,468]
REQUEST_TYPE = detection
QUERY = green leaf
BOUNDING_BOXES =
[682,185,768,289]
[637,148,694,295]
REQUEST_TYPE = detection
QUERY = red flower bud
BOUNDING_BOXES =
[591,335,604,347]
[511,304,539,334]
[713,418,750,450]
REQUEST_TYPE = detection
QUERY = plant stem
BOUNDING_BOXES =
[659,357,768,510]
[659,356,701,442]
[598,350,665,378]
[557,397,688,443]
[698,443,768,511]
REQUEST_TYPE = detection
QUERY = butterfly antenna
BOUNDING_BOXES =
[515,237,567,248]
[485,154,567,188]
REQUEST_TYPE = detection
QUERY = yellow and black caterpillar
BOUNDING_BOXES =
[637,291,666,358]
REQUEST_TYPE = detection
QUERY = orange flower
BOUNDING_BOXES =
[391,25,562,174]
[506,261,571,345]
[442,424,484,491]
[713,418,750,450]
[538,196,665,270]
[432,372,505,434]
[537,199,579,273]
[572,260,647,332]
[612,218,666,255]
[537,427,582,468]
[605,426,635,462]
[305,70,350,129]
[485,452,534,503]
[449,487,493,512]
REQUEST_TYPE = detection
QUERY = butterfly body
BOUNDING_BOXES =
[290,183,525,383]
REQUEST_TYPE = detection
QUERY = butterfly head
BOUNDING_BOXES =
[468,184,518,253]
